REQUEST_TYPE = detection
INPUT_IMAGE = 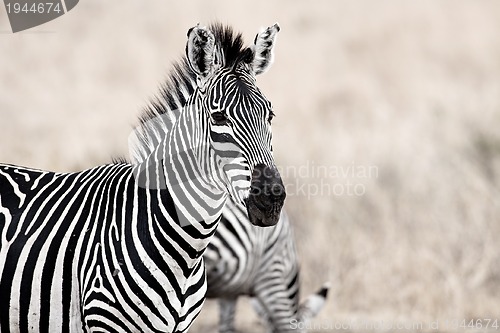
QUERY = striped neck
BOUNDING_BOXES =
[160,99,227,247]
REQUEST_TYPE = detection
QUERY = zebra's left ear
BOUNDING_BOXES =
[186,24,216,81]
[251,23,280,76]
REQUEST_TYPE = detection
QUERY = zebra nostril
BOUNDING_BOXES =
[269,183,286,202]
[249,164,286,205]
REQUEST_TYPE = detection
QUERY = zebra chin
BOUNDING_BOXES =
[246,198,284,227]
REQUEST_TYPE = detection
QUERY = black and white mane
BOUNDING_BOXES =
[130,23,254,164]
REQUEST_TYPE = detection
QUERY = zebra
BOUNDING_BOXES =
[204,199,329,333]
[0,22,285,332]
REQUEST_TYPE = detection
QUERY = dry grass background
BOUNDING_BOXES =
[2,1,500,332]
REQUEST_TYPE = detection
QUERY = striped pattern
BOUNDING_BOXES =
[205,200,329,333]
[0,22,282,332]
[0,163,207,332]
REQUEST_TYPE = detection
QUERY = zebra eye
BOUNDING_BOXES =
[211,111,228,124]
[268,111,276,123]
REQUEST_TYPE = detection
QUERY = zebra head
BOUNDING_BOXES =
[185,23,285,227]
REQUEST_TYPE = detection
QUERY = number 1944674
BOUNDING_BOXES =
[6,2,62,14]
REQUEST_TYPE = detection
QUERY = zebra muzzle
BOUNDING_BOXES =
[246,164,286,227]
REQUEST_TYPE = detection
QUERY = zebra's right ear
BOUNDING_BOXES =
[186,24,216,81]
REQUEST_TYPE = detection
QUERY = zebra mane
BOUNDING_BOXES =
[129,22,251,164]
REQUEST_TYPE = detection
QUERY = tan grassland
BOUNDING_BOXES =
[1,1,500,332]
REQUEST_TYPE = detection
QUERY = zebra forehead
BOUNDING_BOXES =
[221,92,271,117]
[232,73,259,96]
[218,73,270,106]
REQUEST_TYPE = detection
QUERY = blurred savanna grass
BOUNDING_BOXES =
[1,0,500,331]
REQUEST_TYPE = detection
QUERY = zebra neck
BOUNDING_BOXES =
[160,113,227,234]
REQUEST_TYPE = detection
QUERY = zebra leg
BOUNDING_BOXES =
[251,287,298,333]
[218,297,238,333]
[251,282,330,333]
[250,297,273,331]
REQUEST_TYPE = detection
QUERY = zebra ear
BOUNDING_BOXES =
[251,23,280,76]
[186,24,216,80]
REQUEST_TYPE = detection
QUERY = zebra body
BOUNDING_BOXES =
[206,200,292,298]
[205,200,329,333]
[0,23,284,332]
[0,163,207,332]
